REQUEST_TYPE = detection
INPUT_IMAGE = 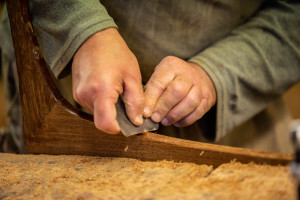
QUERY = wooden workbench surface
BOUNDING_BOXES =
[0,153,296,200]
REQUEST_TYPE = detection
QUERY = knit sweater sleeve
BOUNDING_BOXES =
[189,0,300,141]
[29,0,117,78]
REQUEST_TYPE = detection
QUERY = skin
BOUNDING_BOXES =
[144,56,216,127]
[72,28,144,134]
[72,27,216,134]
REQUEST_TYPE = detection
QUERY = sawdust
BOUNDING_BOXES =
[0,153,296,200]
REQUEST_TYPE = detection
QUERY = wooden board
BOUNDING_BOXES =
[6,0,293,167]
[0,153,296,200]
[284,82,300,119]
[0,77,7,127]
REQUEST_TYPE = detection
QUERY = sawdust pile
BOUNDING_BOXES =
[0,153,296,200]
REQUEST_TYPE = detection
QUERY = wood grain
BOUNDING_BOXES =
[0,153,295,200]
[6,0,293,167]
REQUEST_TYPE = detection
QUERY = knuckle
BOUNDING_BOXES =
[124,100,135,109]
[157,101,172,115]
[124,69,142,82]
[170,83,186,99]
[195,105,206,119]
[74,81,107,105]
[75,87,91,101]
[186,95,199,108]
[200,96,210,112]
[133,96,145,106]
[124,97,145,117]
[162,56,178,65]
[123,92,144,107]
[125,100,139,114]
[150,78,165,91]
[74,87,85,103]
[166,113,178,123]
[83,82,99,94]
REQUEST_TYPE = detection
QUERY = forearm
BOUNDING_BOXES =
[29,0,117,78]
[189,0,300,141]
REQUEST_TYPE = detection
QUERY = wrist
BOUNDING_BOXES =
[188,62,217,106]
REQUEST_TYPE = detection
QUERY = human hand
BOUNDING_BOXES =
[143,56,216,127]
[72,28,144,134]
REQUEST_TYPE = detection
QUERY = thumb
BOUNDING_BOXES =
[122,78,145,126]
[93,90,121,134]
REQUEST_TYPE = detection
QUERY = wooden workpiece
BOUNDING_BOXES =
[0,153,296,199]
[3,1,297,199]
[6,0,293,168]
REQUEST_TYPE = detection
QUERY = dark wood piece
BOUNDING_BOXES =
[6,0,293,167]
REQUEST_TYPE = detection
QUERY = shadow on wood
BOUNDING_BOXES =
[6,0,293,167]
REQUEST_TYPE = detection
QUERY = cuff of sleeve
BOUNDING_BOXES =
[52,20,117,78]
[188,55,231,142]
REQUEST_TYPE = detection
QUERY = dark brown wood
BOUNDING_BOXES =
[6,0,293,167]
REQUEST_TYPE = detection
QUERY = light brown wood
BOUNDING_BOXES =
[0,153,295,200]
[6,0,293,167]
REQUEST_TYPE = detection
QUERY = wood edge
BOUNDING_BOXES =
[6,0,294,168]
[141,132,293,162]
[34,100,293,167]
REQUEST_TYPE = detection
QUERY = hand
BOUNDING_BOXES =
[143,56,216,127]
[72,28,144,134]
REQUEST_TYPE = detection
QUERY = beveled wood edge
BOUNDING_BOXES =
[29,100,293,167]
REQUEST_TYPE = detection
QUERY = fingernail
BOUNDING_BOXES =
[143,106,151,117]
[135,115,143,125]
[161,118,169,126]
[151,112,161,123]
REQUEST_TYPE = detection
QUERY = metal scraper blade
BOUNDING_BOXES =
[115,97,159,137]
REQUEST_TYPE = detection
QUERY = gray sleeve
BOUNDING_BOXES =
[29,0,117,78]
[189,0,300,141]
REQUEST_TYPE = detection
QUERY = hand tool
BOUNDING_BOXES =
[116,97,159,136]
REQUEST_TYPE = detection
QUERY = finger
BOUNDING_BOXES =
[151,76,192,123]
[174,97,209,127]
[93,91,121,134]
[161,86,200,126]
[122,76,145,126]
[143,66,175,118]
[73,81,97,113]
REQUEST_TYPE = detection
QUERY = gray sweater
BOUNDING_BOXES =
[29,0,300,149]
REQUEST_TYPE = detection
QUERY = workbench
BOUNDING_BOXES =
[0,153,295,199]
